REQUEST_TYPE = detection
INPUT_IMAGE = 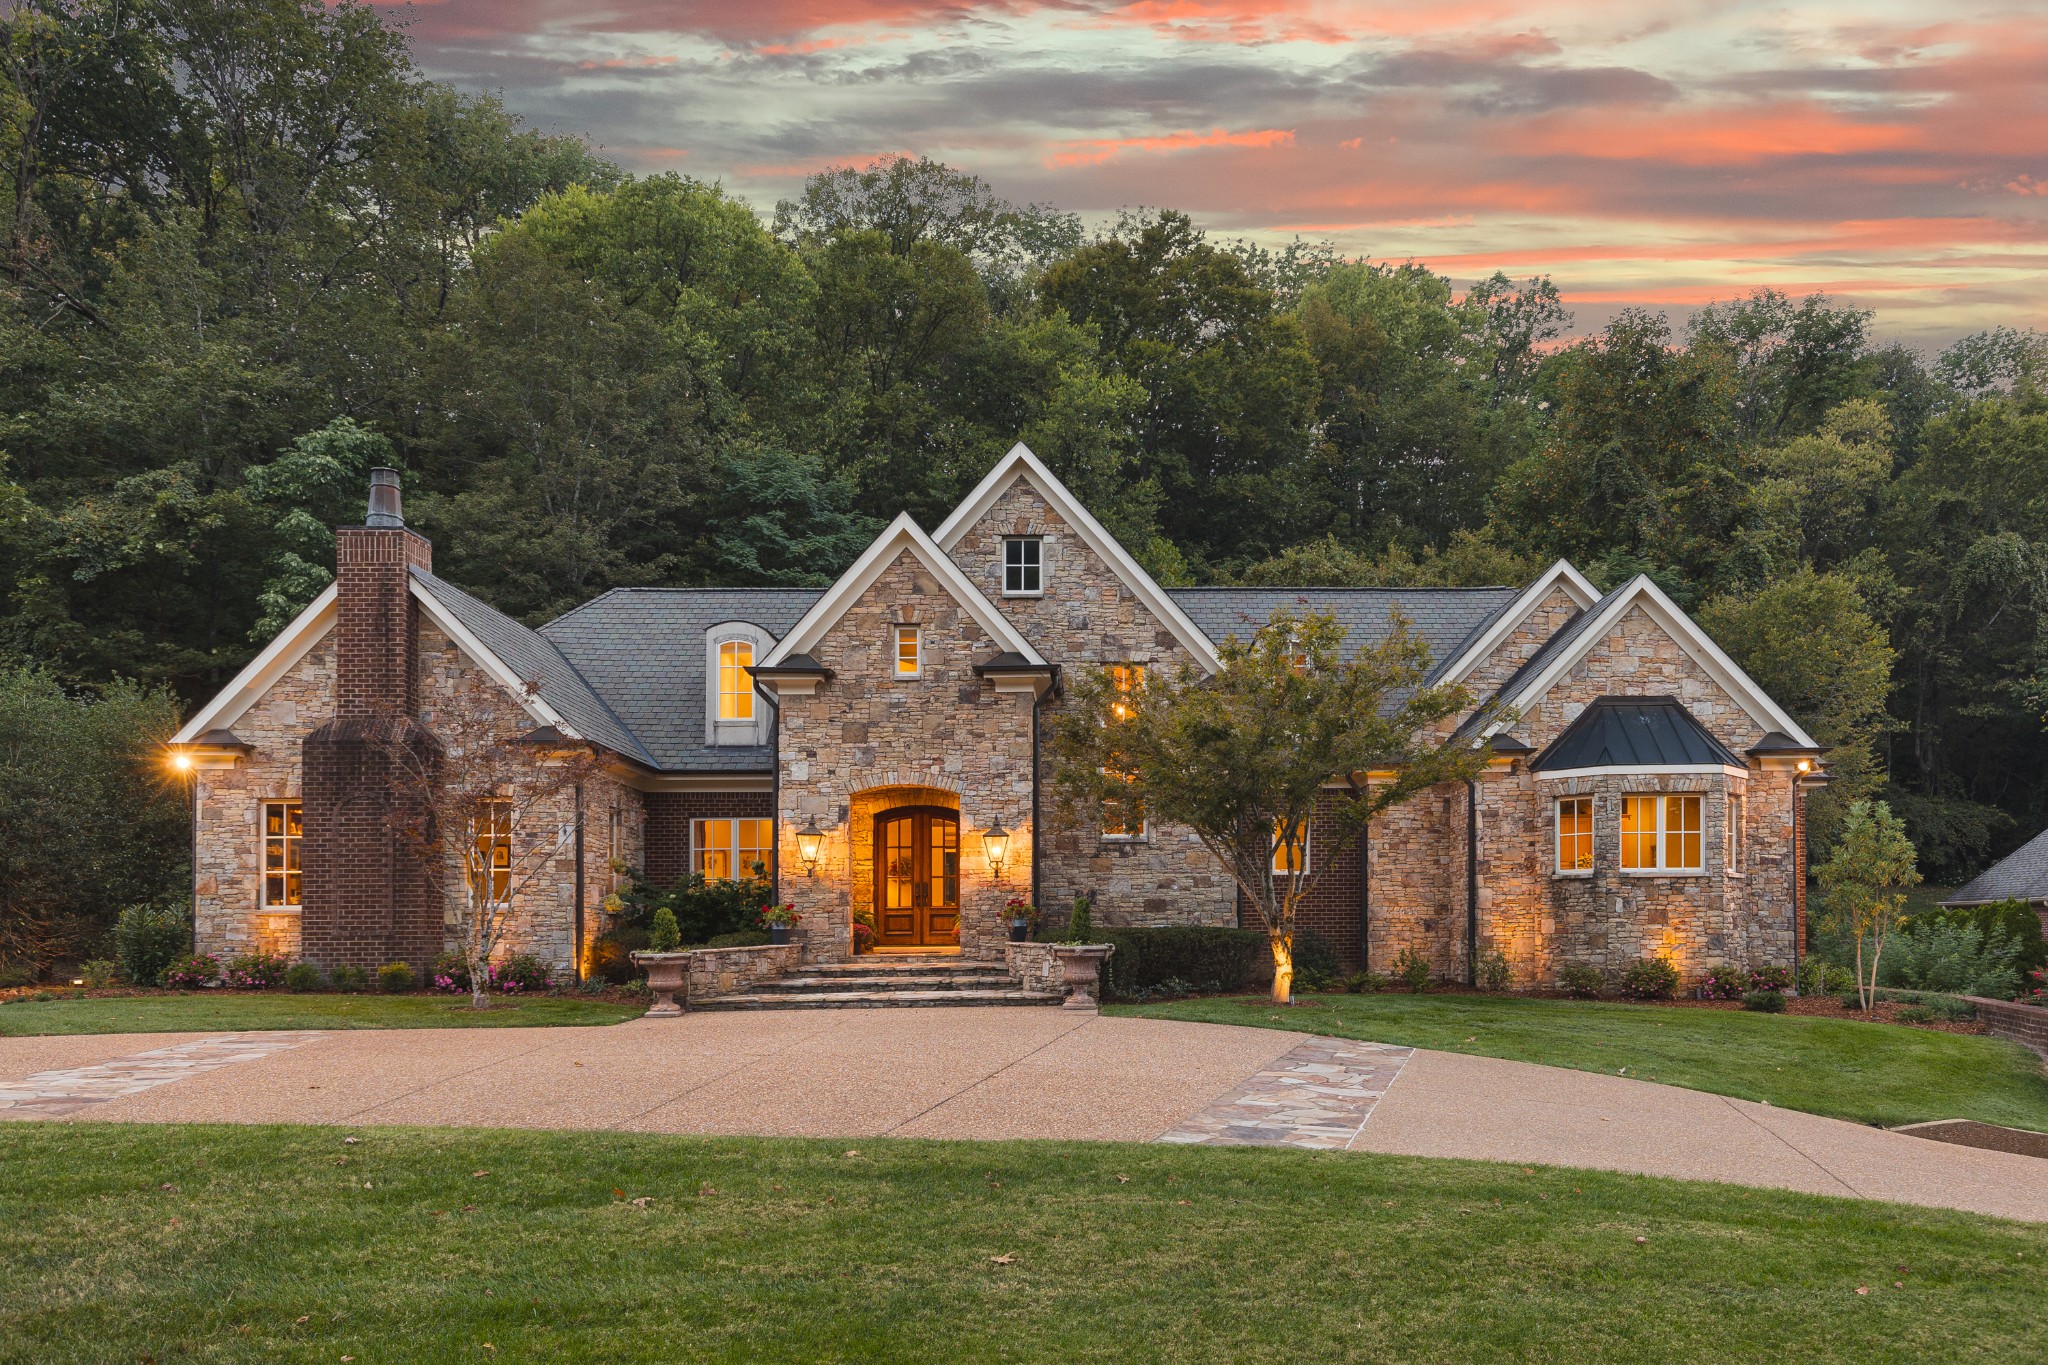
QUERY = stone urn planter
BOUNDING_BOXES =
[631,951,691,1017]
[1051,944,1114,1011]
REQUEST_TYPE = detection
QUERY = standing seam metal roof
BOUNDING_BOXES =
[1530,696,1743,771]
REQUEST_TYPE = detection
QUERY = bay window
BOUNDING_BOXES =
[1619,794,1702,874]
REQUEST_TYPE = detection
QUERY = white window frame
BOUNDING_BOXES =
[1726,793,1743,874]
[1099,767,1148,842]
[261,799,303,910]
[692,817,774,882]
[1003,536,1044,597]
[1554,795,1594,877]
[1271,820,1311,876]
[1619,792,1704,876]
[705,622,774,746]
[894,623,922,678]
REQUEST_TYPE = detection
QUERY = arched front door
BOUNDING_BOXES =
[874,806,959,948]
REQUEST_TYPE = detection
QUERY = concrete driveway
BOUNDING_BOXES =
[2,1008,2044,1223]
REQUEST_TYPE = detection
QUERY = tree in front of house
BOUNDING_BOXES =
[1049,609,1492,1003]
[378,681,603,1007]
[1816,799,1921,1014]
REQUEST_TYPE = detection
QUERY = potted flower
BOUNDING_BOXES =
[1005,897,1041,943]
[851,909,876,955]
[1049,893,1113,1011]
[630,906,689,1017]
[759,902,802,945]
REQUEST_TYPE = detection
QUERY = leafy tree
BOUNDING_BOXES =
[1048,609,1489,1003]
[1690,289,1875,443]
[695,447,880,587]
[1816,800,1920,1013]
[1233,528,1542,589]
[244,416,390,638]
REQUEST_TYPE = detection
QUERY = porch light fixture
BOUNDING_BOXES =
[169,751,192,773]
[1795,758,1812,774]
[795,819,824,877]
[982,817,1010,881]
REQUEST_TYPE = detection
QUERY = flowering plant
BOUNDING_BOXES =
[1747,965,1793,994]
[851,920,876,952]
[1699,964,1748,1000]
[163,953,219,990]
[2020,968,2048,1007]
[758,902,801,927]
[1005,897,1042,928]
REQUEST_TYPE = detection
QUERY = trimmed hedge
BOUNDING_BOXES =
[1098,927,1269,1001]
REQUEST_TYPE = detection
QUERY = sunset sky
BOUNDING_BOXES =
[378,1,2048,343]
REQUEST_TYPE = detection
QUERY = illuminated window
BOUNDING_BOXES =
[718,640,755,721]
[1271,820,1310,876]
[1003,537,1042,595]
[1620,794,1702,873]
[1109,663,1144,720]
[475,797,513,904]
[1101,766,1146,840]
[1726,795,1742,872]
[693,818,773,881]
[895,625,921,677]
[1555,796,1593,874]
[261,801,302,908]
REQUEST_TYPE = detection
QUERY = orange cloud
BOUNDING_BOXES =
[1047,126,1295,167]
[1515,103,1927,166]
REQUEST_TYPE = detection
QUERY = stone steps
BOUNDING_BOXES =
[751,973,1015,993]
[692,955,1065,1010]
[694,988,1065,1010]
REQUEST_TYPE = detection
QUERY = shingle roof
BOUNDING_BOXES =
[1946,826,2048,906]
[412,571,654,767]
[539,587,821,772]
[1166,587,1521,677]
[1531,695,1743,772]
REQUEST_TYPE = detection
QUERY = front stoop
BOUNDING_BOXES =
[692,959,1063,1011]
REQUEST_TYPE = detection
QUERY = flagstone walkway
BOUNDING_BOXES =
[1156,1037,1411,1149]
[0,1032,325,1118]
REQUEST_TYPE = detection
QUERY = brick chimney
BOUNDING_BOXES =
[334,467,432,716]
[301,468,442,973]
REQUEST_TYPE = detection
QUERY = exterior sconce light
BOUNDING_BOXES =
[795,818,824,877]
[982,817,1010,881]
[1795,758,1812,774]
[170,751,193,773]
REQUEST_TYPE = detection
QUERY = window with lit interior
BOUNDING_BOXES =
[1619,794,1702,873]
[894,625,921,677]
[262,800,302,909]
[694,818,773,881]
[1554,796,1593,874]
[1271,820,1310,877]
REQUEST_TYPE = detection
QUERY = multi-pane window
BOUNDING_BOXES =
[1620,794,1703,873]
[475,797,513,904]
[1100,768,1145,839]
[1109,663,1144,720]
[718,640,755,721]
[1271,820,1310,876]
[694,817,773,881]
[895,625,921,677]
[1003,537,1042,595]
[1555,796,1593,873]
[262,800,302,908]
[1726,795,1742,872]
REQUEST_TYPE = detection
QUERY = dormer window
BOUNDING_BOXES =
[895,624,922,677]
[706,623,773,746]
[1003,537,1042,596]
[718,641,755,721]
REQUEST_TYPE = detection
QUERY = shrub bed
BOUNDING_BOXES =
[1097,927,1268,1002]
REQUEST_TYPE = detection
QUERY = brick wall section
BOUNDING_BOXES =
[332,526,431,715]
[776,549,1036,962]
[948,479,1235,929]
[644,790,773,886]
[1966,997,2048,1057]
[1246,789,1368,969]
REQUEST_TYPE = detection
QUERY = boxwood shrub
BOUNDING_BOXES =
[1098,927,1269,1001]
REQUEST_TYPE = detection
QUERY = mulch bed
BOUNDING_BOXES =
[0,984,648,1006]
[1646,993,1988,1036]
[1895,1119,2048,1159]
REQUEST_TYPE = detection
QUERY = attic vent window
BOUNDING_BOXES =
[1003,537,1042,596]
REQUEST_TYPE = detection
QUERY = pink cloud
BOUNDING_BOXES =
[1046,126,1296,167]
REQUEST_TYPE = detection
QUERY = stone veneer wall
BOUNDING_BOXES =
[947,478,1235,930]
[775,550,1036,962]
[1460,587,1584,698]
[643,790,771,886]
[685,943,798,1001]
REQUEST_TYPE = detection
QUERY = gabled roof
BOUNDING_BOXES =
[934,443,1223,672]
[1431,559,1600,686]
[540,587,820,772]
[1167,586,1520,673]
[1474,575,1821,750]
[172,583,339,744]
[1945,826,2048,907]
[759,512,1044,669]
[1532,696,1744,774]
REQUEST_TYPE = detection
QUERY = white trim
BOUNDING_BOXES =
[624,772,774,793]
[1438,559,1599,685]
[760,512,1044,668]
[1554,794,1594,875]
[1535,763,1747,782]
[893,623,924,679]
[1482,575,1820,750]
[706,622,774,746]
[933,443,1223,673]
[1619,790,1705,875]
[408,580,569,734]
[1002,535,1044,597]
[171,584,339,743]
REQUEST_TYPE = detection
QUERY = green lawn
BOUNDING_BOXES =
[1116,993,2048,1133]
[0,992,641,1036]
[1,1124,2042,1362]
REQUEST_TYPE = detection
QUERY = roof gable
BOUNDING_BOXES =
[760,513,1044,668]
[1434,559,1600,686]
[172,584,338,744]
[934,442,1221,672]
[1532,696,1744,774]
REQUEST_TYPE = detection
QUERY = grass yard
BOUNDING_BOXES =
[2,1124,2043,1363]
[0,992,641,1036]
[1116,993,2048,1133]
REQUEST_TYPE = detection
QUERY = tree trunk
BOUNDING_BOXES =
[1269,931,1295,1005]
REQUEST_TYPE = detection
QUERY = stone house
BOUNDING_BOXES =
[171,445,1827,988]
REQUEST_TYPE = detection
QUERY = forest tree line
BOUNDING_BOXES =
[3,0,2046,970]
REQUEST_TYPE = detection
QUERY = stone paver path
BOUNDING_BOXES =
[1156,1037,1411,1148]
[0,1032,324,1118]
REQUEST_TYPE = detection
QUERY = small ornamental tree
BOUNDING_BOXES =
[1049,608,1495,1003]
[380,681,604,1008]
[1816,799,1921,1014]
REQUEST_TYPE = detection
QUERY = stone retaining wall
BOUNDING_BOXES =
[686,943,799,1001]
[1964,996,2048,1058]
[1006,941,1062,995]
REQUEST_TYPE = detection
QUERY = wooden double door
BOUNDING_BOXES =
[874,806,959,947]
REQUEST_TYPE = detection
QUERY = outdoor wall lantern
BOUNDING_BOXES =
[796,819,824,877]
[982,817,1010,881]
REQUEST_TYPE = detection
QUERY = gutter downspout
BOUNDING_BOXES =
[1031,671,1061,916]
[1466,778,1479,988]
[757,676,781,902]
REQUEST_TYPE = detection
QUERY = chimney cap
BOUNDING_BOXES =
[366,466,404,528]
